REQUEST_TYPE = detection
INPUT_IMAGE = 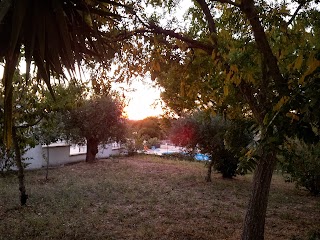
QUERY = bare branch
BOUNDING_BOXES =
[287,2,305,26]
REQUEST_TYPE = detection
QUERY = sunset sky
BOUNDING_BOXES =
[0,65,165,121]
[119,79,164,120]
[0,1,191,121]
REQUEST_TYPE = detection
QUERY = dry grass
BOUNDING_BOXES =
[0,155,319,240]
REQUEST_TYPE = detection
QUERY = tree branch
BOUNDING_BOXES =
[239,82,265,124]
[98,0,133,9]
[148,23,214,54]
[112,28,151,41]
[287,2,305,26]
[114,26,215,54]
[195,0,217,34]
[80,6,122,20]
[16,116,43,129]
[240,0,286,89]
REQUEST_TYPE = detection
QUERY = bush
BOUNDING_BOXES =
[0,143,16,174]
[280,137,320,196]
[213,149,239,178]
[0,158,15,173]
[0,147,30,175]
[169,112,254,180]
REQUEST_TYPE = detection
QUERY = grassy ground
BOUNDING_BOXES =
[0,155,319,240]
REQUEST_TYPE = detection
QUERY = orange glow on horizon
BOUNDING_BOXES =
[124,90,163,120]
[116,78,164,121]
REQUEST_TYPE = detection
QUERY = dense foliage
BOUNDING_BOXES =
[64,94,126,162]
[280,137,320,196]
[0,70,47,171]
[170,112,253,179]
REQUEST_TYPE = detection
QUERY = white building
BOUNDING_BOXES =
[18,141,123,170]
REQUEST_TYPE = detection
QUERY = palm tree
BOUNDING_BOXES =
[0,0,131,205]
[0,0,130,147]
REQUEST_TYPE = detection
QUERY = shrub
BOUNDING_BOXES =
[213,149,239,178]
[0,146,30,175]
[280,137,320,196]
[169,112,254,179]
[0,148,15,174]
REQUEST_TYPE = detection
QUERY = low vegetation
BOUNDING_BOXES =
[0,155,319,240]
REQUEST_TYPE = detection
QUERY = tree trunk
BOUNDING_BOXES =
[45,144,49,181]
[86,138,99,162]
[12,127,28,206]
[241,150,277,240]
[205,160,214,182]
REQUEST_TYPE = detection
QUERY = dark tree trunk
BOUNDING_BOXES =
[86,138,99,162]
[205,160,214,182]
[12,127,28,206]
[241,150,277,240]
[206,151,219,182]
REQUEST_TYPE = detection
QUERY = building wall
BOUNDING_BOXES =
[42,144,70,167]
[97,144,113,159]
[22,142,122,170]
[23,145,43,169]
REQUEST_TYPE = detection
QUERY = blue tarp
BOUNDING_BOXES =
[194,153,210,161]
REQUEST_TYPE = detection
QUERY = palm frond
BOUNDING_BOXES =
[0,0,129,148]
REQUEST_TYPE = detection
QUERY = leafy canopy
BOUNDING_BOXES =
[64,94,126,145]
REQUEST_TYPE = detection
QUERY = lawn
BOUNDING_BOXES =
[0,155,319,240]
